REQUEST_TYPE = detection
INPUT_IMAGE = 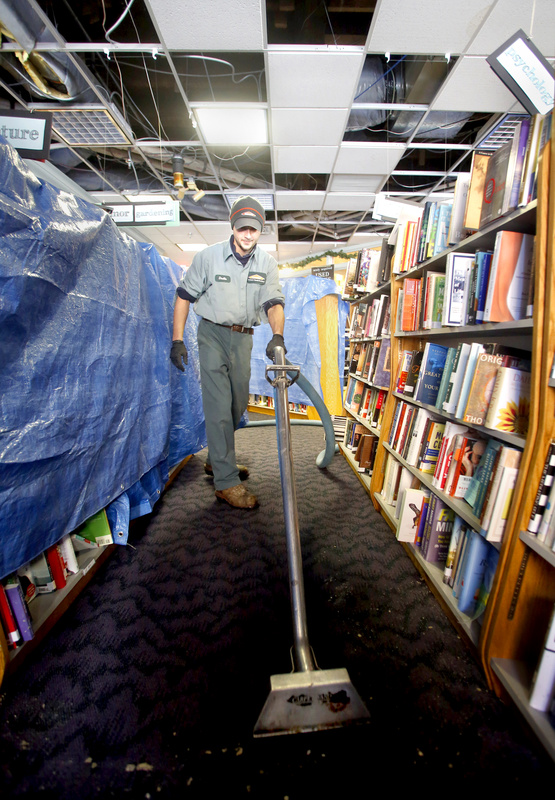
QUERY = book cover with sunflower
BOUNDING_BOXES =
[484,367,531,436]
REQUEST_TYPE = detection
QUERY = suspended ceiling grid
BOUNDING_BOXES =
[0,0,553,266]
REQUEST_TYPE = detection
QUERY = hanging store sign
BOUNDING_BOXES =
[312,265,335,280]
[109,199,180,226]
[487,29,554,117]
[0,109,52,160]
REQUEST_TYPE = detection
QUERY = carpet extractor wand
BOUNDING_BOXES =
[254,346,370,737]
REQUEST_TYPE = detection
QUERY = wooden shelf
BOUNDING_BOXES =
[520,531,555,569]
[395,318,534,340]
[366,474,481,646]
[391,391,527,449]
[491,658,555,762]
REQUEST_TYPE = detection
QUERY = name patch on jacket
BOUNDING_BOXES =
[215,274,231,283]
[247,272,266,284]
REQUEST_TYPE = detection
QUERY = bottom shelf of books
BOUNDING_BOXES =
[0,511,116,682]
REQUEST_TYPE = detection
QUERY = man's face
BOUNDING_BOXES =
[233,225,261,256]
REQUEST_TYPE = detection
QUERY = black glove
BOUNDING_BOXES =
[266,334,286,362]
[170,340,188,372]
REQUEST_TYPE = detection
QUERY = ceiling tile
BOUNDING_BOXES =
[329,174,385,192]
[366,0,496,55]
[431,56,526,112]
[468,0,555,57]
[323,193,375,211]
[275,191,326,211]
[271,109,349,146]
[146,0,265,50]
[267,49,365,108]
[335,143,406,174]
[273,146,338,173]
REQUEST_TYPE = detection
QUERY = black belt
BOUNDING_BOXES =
[215,322,254,335]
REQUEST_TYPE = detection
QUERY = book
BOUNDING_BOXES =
[405,408,433,467]
[414,342,449,406]
[464,439,503,518]
[434,347,457,411]
[483,231,534,323]
[422,272,445,330]
[29,552,56,594]
[16,563,37,605]
[373,337,391,388]
[537,475,555,546]
[527,442,555,534]
[475,250,494,323]
[479,446,521,533]
[443,252,474,326]
[421,497,455,564]
[402,350,423,398]
[463,151,490,231]
[472,545,500,620]
[442,342,471,415]
[401,278,421,331]
[454,341,485,419]
[447,173,471,245]
[432,422,470,492]
[484,465,518,543]
[479,135,519,228]
[484,367,531,436]
[443,516,467,585]
[456,530,490,616]
[462,352,506,426]
[418,420,446,475]
[508,118,531,211]
[349,380,365,414]
[3,576,34,642]
[395,350,414,394]
[46,544,68,590]
[446,436,487,499]
[396,488,430,543]
[529,603,555,712]
[0,583,21,648]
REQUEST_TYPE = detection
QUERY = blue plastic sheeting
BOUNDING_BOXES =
[0,139,206,578]
[249,275,349,406]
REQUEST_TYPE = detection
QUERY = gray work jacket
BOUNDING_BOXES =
[178,239,284,327]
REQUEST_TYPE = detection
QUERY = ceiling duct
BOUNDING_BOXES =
[0,0,97,102]
[346,56,405,132]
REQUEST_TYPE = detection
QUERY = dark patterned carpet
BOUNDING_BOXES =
[1,417,552,797]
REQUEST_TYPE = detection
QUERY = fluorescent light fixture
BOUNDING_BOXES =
[29,103,133,146]
[487,29,554,116]
[227,193,274,210]
[177,243,208,252]
[123,192,174,203]
[194,106,268,144]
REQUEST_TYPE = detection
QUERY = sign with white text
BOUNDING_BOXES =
[487,30,554,116]
[109,200,180,226]
[0,110,52,159]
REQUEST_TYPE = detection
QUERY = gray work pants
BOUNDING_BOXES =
[197,318,253,490]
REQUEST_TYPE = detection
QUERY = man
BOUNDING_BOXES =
[170,196,286,509]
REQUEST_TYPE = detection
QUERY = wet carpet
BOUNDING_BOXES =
[1,420,552,797]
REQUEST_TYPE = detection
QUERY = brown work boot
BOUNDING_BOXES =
[215,483,258,509]
[204,463,249,480]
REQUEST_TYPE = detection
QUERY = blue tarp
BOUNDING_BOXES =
[249,275,349,406]
[0,137,348,578]
[0,139,205,578]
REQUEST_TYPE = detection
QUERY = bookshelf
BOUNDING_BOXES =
[0,456,192,687]
[343,269,392,480]
[340,120,555,757]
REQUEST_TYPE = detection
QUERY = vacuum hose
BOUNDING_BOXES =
[247,360,338,469]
